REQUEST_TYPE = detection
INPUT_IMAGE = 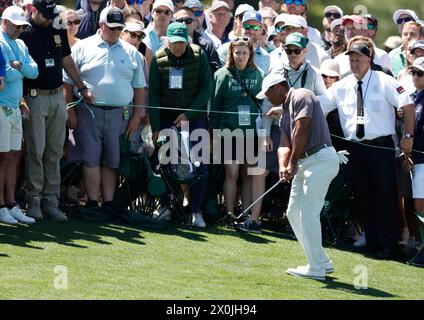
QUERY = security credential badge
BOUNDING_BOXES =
[238,105,251,126]
[169,67,183,89]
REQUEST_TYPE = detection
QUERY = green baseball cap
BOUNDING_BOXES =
[167,22,189,43]
[285,32,308,48]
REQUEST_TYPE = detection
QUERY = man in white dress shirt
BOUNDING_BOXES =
[319,42,415,260]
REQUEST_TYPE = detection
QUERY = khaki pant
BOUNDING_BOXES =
[24,92,67,207]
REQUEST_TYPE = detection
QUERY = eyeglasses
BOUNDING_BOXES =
[243,24,261,31]
[8,21,28,30]
[285,48,302,55]
[284,0,305,6]
[67,19,81,26]
[410,69,424,77]
[107,25,124,31]
[155,9,172,15]
[193,10,203,17]
[125,31,144,40]
[322,74,339,80]
[233,36,250,44]
[176,17,194,24]
[396,17,414,25]
[324,12,341,19]
[275,24,285,33]
[367,23,377,30]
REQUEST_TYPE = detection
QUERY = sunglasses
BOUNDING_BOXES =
[275,24,285,33]
[322,74,339,80]
[8,21,28,30]
[107,25,124,31]
[367,23,377,30]
[67,19,81,26]
[410,69,424,77]
[396,17,414,25]
[194,10,203,17]
[284,0,305,5]
[155,9,172,15]
[233,36,250,44]
[324,12,341,19]
[243,24,261,31]
[125,31,144,40]
[285,48,302,55]
[176,17,193,24]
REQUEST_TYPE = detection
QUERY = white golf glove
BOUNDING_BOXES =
[337,150,350,164]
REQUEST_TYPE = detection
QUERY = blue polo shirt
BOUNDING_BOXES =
[64,31,147,106]
[0,46,5,77]
[0,32,39,108]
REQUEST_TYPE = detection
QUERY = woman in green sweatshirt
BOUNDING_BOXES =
[210,37,264,222]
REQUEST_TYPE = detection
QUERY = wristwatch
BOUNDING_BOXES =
[78,85,88,93]
[403,133,414,139]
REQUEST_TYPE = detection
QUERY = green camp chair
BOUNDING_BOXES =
[320,164,354,245]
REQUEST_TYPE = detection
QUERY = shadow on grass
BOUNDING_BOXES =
[0,218,147,251]
[321,276,397,298]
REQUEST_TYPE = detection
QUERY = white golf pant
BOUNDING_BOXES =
[286,147,339,270]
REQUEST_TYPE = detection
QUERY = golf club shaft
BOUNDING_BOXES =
[236,179,284,219]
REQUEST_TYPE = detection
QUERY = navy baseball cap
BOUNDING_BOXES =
[33,0,59,20]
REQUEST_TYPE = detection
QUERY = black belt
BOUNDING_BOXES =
[93,105,122,110]
[360,135,392,145]
[300,144,329,159]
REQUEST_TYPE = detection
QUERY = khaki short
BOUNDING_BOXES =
[0,106,22,152]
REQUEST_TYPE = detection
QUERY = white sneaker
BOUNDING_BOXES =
[353,232,367,247]
[0,207,18,225]
[192,212,206,228]
[152,207,172,221]
[321,261,334,274]
[8,206,36,224]
[286,265,326,281]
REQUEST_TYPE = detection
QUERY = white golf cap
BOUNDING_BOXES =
[209,1,230,12]
[320,59,341,78]
[1,6,30,26]
[235,4,254,17]
[330,18,342,31]
[384,35,402,50]
[256,73,288,100]
[153,0,175,12]
[393,9,419,24]
[274,13,290,26]
[324,5,343,16]
[123,22,145,33]
[283,14,307,29]
[407,57,424,73]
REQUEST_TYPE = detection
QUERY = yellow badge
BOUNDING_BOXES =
[54,35,62,46]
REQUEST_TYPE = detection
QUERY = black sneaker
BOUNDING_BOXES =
[236,219,262,234]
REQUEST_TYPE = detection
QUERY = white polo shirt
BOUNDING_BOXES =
[64,31,146,107]
[319,69,412,141]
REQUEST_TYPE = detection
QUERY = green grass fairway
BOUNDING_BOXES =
[0,218,423,300]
